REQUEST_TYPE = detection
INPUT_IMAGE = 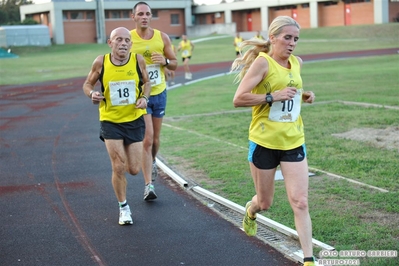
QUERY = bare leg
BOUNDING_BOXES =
[183,58,190,73]
[151,116,163,161]
[142,114,153,185]
[248,162,276,216]
[281,159,313,258]
[104,139,128,202]
[125,141,143,176]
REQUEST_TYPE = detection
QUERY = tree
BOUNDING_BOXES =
[0,0,34,25]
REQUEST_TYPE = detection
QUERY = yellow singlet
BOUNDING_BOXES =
[234,37,243,52]
[130,29,166,95]
[179,40,193,58]
[248,53,304,150]
[99,53,145,123]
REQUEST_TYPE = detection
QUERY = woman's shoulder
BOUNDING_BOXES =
[290,55,303,66]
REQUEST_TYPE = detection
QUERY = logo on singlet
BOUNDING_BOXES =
[287,80,298,88]
[263,81,271,92]
[143,50,152,58]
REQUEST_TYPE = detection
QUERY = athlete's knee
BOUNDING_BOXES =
[127,165,140,176]
[290,195,309,212]
[257,198,273,211]
[143,136,154,148]
[112,162,126,177]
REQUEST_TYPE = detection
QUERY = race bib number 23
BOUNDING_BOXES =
[147,64,161,87]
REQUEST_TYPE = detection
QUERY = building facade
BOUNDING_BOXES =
[20,0,192,44]
[19,0,399,45]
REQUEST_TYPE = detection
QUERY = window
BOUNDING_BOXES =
[70,11,84,20]
[86,12,94,20]
[106,10,131,20]
[273,5,297,11]
[171,14,179,25]
[111,11,120,19]
[121,10,130,19]
[63,11,94,21]
[152,10,158,18]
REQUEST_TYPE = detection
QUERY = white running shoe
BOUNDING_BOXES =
[143,184,157,201]
[119,205,133,225]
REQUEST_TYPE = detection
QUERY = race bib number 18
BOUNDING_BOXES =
[109,80,136,106]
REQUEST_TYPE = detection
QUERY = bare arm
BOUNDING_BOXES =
[82,55,105,104]
[233,57,268,107]
[136,54,151,109]
[162,32,178,70]
[233,56,301,107]
[190,41,195,51]
[150,32,178,71]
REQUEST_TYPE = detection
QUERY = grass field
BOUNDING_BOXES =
[1,23,399,265]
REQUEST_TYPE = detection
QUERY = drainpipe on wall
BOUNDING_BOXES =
[96,0,106,44]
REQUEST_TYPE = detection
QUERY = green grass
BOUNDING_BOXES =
[1,23,399,265]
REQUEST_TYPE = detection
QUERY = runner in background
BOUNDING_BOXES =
[130,1,178,200]
[177,34,195,80]
[234,32,244,58]
[254,30,265,40]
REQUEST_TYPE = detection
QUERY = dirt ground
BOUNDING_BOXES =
[332,126,399,152]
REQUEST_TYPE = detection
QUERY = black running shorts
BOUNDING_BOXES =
[248,141,306,170]
[100,117,145,145]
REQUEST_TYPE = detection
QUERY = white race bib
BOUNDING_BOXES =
[268,89,302,122]
[182,50,189,57]
[109,80,136,106]
[147,64,161,87]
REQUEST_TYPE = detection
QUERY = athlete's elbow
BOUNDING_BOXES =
[233,97,242,108]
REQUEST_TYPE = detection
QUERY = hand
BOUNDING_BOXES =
[302,91,315,103]
[274,87,298,101]
[135,97,148,109]
[91,91,104,105]
[151,52,165,65]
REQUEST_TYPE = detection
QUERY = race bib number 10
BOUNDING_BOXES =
[268,89,302,122]
[109,80,136,106]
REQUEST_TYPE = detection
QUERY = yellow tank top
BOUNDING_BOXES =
[234,37,243,52]
[130,29,166,95]
[249,53,304,150]
[99,53,146,123]
[179,40,193,58]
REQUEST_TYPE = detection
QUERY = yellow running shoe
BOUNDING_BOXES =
[303,262,315,266]
[242,201,257,236]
